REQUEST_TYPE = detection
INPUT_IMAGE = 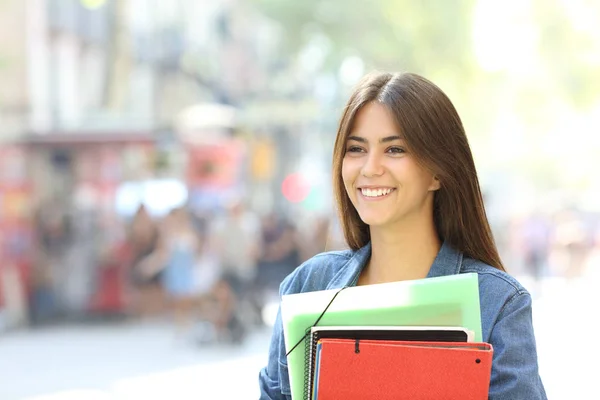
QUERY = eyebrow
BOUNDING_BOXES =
[347,135,403,144]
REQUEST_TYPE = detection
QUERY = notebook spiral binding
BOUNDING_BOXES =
[303,327,314,400]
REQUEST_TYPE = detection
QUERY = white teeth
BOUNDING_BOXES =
[361,188,393,197]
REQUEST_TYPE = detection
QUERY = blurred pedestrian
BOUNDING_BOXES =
[257,213,301,291]
[210,199,262,337]
[522,212,551,281]
[159,208,202,335]
[298,215,331,262]
[127,204,163,319]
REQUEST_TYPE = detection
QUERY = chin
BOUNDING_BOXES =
[357,211,392,227]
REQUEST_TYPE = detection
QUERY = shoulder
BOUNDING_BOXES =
[279,249,355,295]
[461,257,533,341]
[461,256,529,298]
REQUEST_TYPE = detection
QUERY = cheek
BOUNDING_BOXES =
[341,159,353,184]
[341,160,357,194]
[400,159,435,190]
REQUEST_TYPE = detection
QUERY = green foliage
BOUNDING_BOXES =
[252,0,477,78]
[531,0,600,108]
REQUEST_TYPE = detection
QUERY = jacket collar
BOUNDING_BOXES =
[325,240,463,290]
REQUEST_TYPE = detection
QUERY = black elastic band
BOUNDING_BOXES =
[285,285,349,357]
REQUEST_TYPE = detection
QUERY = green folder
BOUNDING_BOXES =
[280,273,482,400]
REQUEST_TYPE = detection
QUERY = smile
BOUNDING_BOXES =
[359,187,395,199]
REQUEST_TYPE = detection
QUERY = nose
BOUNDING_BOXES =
[361,152,385,178]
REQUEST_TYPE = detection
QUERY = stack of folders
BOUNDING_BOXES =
[280,273,493,400]
[306,326,493,400]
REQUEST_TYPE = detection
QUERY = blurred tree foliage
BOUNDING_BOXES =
[252,0,477,80]
[251,0,599,111]
[531,0,600,109]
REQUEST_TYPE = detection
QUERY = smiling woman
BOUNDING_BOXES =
[258,72,548,400]
[332,73,500,273]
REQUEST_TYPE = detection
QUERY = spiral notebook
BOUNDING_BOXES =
[305,326,474,400]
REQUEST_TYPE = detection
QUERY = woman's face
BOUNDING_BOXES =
[341,101,440,229]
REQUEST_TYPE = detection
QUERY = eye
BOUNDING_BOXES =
[346,146,365,153]
[387,146,406,154]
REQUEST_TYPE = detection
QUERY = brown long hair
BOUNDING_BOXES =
[332,71,505,271]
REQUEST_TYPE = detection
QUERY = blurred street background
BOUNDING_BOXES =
[0,0,599,399]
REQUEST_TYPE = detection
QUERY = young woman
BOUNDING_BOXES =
[258,72,547,399]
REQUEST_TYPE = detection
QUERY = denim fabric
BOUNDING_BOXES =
[258,241,547,400]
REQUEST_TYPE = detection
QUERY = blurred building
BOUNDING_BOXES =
[0,0,28,142]
[0,0,30,329]
[24,0,149,132]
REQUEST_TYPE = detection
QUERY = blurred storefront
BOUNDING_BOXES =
[0,131,157,326]
[25,131,156,319]
[0,113,250,328]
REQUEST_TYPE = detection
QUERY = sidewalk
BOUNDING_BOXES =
[0,321,271,400]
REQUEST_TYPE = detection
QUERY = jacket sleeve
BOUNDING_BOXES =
[258,306,292,400]
[259,270,298,400]
[488,292,547,400]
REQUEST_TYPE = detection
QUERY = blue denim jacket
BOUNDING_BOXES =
[258,241,547,399]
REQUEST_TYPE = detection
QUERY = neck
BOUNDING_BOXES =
[359,214,441,285]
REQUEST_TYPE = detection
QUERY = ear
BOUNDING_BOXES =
[429,175,441,191]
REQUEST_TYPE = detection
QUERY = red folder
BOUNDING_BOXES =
[315,339,493,400]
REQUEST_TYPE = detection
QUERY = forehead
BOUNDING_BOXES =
[349,101,401,139]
